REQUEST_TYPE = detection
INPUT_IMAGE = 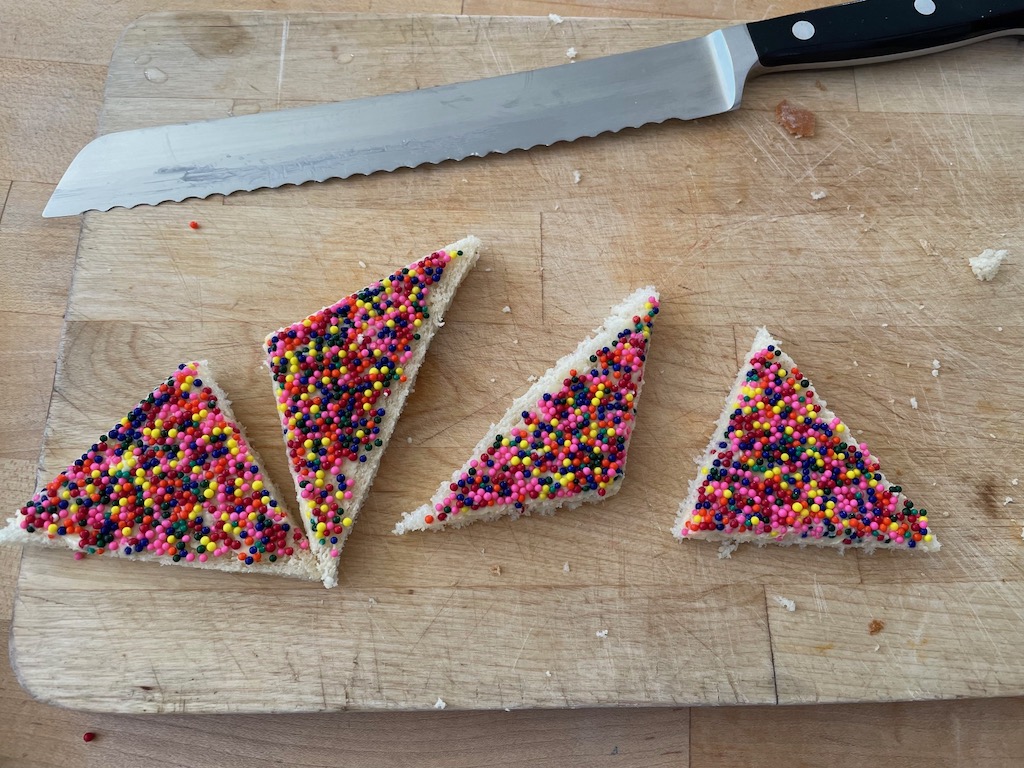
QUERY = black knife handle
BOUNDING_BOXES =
[748,0,1024,70]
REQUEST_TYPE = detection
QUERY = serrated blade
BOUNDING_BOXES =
[43,25,759,217]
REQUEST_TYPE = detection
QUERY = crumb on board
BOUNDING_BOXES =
[596,629,609,639]
[368,597,378,606]
[489,377,497,383]
[545,670,552,677]
[406,437,413,444]
[881,324,889,328]
[969,248,1009,281]
[910,396,918,410]
[717,541,739,559]
[1013,479,1020,487]
[566,47,577,60]
[549,12,563,23]
[810,189,828,201]
[775,99,816,137]
[434,697,447,710]
[490,564,502,576]
[1006,497,1015,506]
[512,339,519,345]
[502,305,511,313]
[572,169,582,184]
[997,326,1003,332]
[773,595,797,612]
[484,267,493,272]
[868,619,885,636]
[358,260,367,269]
[563,562,570,573]
[527,374,537,382]
[931,359,940,377]
[918,239,939,256]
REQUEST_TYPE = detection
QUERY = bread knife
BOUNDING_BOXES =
[44,0,1024,217]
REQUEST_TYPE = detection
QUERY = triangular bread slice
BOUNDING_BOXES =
[0,362,318,580]
[265,236,481,587]
[395,286,660,533]
[674,328,939,553]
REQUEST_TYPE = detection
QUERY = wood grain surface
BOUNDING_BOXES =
[2,1,1024,766]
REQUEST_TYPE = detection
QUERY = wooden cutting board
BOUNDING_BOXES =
[10,12,1024,713]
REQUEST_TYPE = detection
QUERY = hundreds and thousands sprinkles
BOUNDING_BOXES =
[677,331,937,551]
[9,363,309,567]
[266,245,468,567]
[408,291,659,530]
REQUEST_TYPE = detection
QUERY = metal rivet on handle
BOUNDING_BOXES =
[914,0,936,15]
[791,20,815,40]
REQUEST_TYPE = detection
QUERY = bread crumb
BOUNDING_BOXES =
[527,374,537,383]
[918,239,939,256]
[548,12,563,23]
[910,396,918,410]
[997,326,1003,332]
[502,305,511,313]
[572,169,582,184]
[433,697,447,710]
[969,248,1009,281]
[873,643,881,652]
[1006,497,1015,506]
[717,541,739,559]
[490,564,502,576]
[775,99,816,137]
[368,597,378,606]
[918,304,925,310]
[358,260,367,269]
[484,267,493,272]
[931,359,940,377]
[545,670,552,677]
[773,595,797,612]
[512,339,518,345]
[489,377,496,383]
[868,619,885,636]
[811,189,828,201]
[406,437,413,444]
[596,629,609,639]
[1012,479,1019,486]
[566,47,577,60]
[563,561,570,573]
[853,360,859,367]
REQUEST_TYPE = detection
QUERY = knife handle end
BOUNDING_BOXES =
[748,0,1024,71]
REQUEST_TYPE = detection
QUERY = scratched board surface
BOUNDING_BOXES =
[10,13,1024,713]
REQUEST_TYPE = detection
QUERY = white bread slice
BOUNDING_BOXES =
[0,361,319,580]
[674,328,939,553]
[395,286,660,534]
[265,236,481,587]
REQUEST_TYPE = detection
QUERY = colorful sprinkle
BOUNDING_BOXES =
[188,220,200,230]
[13,363,307,565]
[266,248,464,558]
[83,732,96,743]
[430,297,659,523]
[680,338,933,549]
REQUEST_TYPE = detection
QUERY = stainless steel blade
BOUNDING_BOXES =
[43,25,759,217]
